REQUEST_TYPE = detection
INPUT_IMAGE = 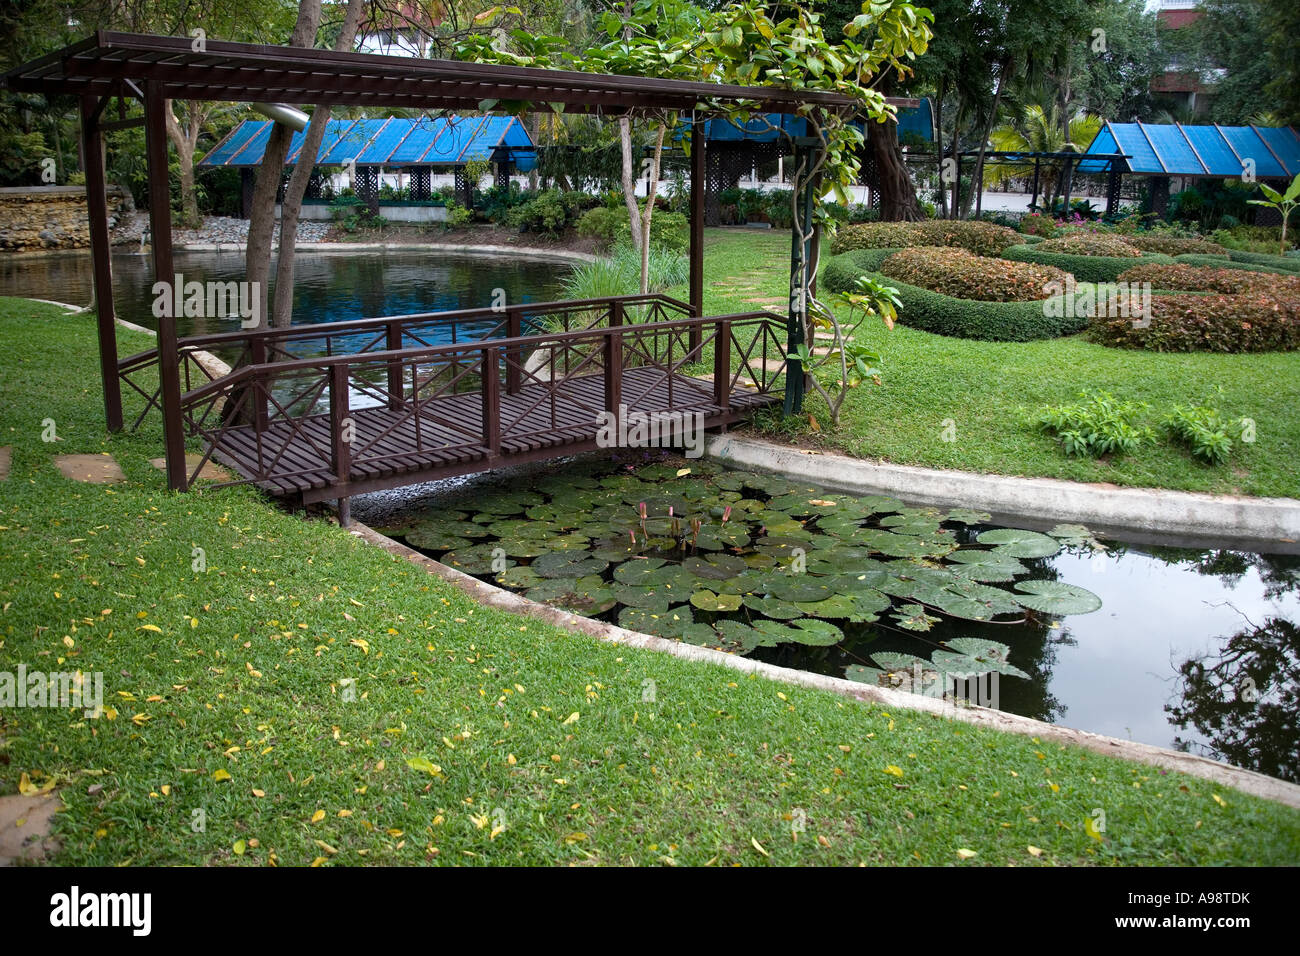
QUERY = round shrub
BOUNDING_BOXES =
[1116,263,1300,295]
[878,246,1071,302]
[831,219,1021,257]
[1037,234,1142,257]
[1124,234,1227,256]
[821,250,1087,341]
[1087,293,1300,352]
[1003,244,1175,283]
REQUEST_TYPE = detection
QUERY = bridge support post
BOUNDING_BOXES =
[386,320,404,408]
[604,330,622,415]
[330,363,352,485]
[481,347,501,457]
[713,319,730,410]
[504,308,522,395]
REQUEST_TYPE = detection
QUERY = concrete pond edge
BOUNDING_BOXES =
[176,240,600,265]
[347,520,1300,808]
[708,435,1300,545]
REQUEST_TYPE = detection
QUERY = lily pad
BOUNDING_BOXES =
[976,528,1062,559]
[892,603,942,632]
[741,594,805,620]
[1012,580,1102,615]
[617,604,695,638]
[689,589,743,612]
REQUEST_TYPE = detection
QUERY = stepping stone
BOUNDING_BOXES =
[0,793,61,865]
[0,446,10,480]
[54,453,125,484]
[150,454,232,483]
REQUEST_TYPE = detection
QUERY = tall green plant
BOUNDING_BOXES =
[1247,173,1300,256]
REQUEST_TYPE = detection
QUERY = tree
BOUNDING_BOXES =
[1164,0,1275,125]
[272,0,366,325]
[986,105,1101,210]
[1261,0,1300,125]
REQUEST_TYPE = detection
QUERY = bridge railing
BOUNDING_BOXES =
[176,310,787,491]
[120,293,696,429]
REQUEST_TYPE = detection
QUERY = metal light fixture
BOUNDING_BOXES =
[251,102,309,131]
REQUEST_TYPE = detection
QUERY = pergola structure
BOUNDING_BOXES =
[4,31,899,515]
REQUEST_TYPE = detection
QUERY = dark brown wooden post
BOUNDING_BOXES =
[713,319,730,409]
[504,307,521,395]
[330,362,352,481]
[144,82,187,491]
[386,320,403,408]
[80,94,123,433]
[330,362,352,526]
[481,347,501,456]
[688,124,706,356]
[604,329,622,416]
[610,298,624,328]
[248,336,269,431]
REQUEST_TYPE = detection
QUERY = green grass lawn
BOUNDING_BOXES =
[1,296,1298,866]
[676,229,1300,500]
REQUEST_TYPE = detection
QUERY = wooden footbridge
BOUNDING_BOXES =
[118,294,787,519]
[3,32,909,518]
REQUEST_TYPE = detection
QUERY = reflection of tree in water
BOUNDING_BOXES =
[1144,547,1300,602]
[1167,616,1300,784]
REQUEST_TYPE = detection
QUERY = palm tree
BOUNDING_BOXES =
[985,105,1101,212]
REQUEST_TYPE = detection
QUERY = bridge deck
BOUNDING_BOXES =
[207,366,777,503]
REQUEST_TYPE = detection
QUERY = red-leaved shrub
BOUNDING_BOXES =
[880,246,1071,302]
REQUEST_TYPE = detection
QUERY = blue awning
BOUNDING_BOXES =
[199,114,536,168]
[1080,121,1300,178]
[682,101,933,145]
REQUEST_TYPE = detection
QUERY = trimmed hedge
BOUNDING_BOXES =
[879,246,1071,302]
[821,250,1087,341]
[1036,234,1143,257]
[1088,293,1300,352]
[1227,250,1300,274]
[1124,234,1228,256]
[1116,263,1300,295]
[1004,244,1176,282]
[831,220,1021,257]
[1172,253,1300,275]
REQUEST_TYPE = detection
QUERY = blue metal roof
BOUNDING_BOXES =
[691,101,933,144]
[199,114,536,167]
[1080,122,1300,178]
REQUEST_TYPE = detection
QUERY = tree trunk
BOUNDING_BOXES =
[163,101,203,226]
[934,83,947,219]
[638,123,666,294]
[619,116,644,256]
[272,0,364,326]
[245,0,323,329]
[963,60,1010,220]
[870,115,921,222]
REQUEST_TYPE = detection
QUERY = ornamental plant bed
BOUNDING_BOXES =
[1117,263,1300,296]
[1036,234,1143,257]
[822,250,1087,341]
[831,220,1021,258]
[1003,243,1176,283]
[1088,292,1300,352]
[1124,234,1228,256]
[879,246,1071,302]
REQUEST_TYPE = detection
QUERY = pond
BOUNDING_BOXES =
[369,454,1300,784]
[0,247,571,360]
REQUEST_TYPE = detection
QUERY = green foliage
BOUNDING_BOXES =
[832,220,1021,257]
[560,243,688,299]
[1162,405,1243,465]
[1210,224,1300,254]
[506,188,592,235]
[1246,174,1300,255]
[1004,244,1175,283]
[0,129,47,186]
[1018,212,1057,239]
[1125,234,1228,256]
[576,205,688,251]
[1088,292,1300,353]
[1036,234,1142,258]
[1038,391,1152,458]
[879,247,1071,302]
[1172,253,1300,276]
[822,250,1087,341]
[1117,263,1300,295]
[329,195,387,234]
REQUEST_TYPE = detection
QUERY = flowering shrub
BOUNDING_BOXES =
[832,220,1021,257]
[1088,292,1300,352]
[1037,234,1143,257]
[1124,235,1228,256]
[1117,263,1300,295]
[879,246,1071,302]
[1019,212,1056,238]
